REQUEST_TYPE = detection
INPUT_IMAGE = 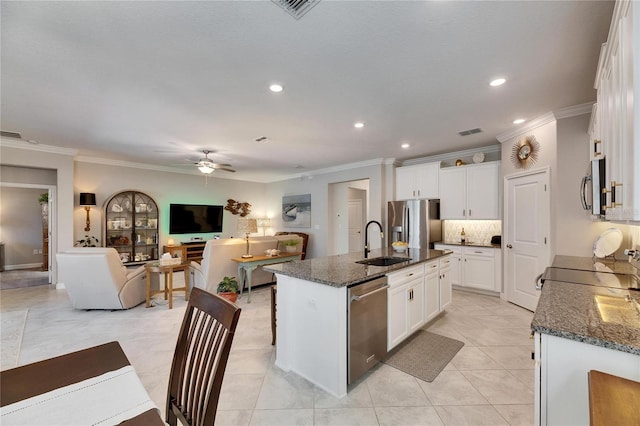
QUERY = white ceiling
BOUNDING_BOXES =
[1,1,614,182]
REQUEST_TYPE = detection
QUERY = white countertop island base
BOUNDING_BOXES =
[274,274,348,398]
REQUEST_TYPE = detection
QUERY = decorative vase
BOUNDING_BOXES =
[218,292,238,303]
[285,245,297,253]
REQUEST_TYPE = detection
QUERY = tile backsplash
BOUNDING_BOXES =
[443,220,502,245]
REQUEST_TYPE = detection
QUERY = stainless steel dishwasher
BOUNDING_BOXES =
[348,276,389,384]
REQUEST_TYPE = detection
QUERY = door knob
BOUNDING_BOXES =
[507,244,513,248]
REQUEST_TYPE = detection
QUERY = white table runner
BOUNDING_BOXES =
[0,365,160,425]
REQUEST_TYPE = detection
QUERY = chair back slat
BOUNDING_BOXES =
[167,287,241,426]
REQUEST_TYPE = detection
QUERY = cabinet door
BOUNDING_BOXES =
[388,284,408,350]
[424,261,440,321]
[466,163,500,219]
[407,278,425,332]
[415,163,439,199]
[439,259,452,310]
[463,253,496,291]
[396,167,417,200]
[439,167,466,219]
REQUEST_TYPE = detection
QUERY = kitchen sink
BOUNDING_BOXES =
[356,256,411,267]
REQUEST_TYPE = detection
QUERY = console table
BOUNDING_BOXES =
[231,253,302,303]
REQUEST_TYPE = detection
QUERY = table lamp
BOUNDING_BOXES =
[79,192,97,232]
[237,218,258,258]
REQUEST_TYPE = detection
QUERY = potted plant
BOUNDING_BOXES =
[75,235,99,247]
[216,276,239,303]
[283,240,299,253]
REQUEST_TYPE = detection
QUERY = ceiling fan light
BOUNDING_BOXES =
[198,165,214,174]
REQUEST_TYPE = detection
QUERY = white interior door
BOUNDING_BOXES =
[505,169,550,311]
[348,199,363,253]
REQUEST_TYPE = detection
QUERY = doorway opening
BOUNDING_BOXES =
[328,179,369,256]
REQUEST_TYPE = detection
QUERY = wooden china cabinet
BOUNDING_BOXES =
[104,191,159,265]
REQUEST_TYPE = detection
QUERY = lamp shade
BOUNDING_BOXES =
[237,218,258,234]
[256,218,271,228]
[79,192,96,206]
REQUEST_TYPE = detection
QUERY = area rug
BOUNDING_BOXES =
[383,330,464,382]
[0,269,49,290]
[1,309,28,370]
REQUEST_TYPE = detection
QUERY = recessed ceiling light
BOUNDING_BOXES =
[269,84,284,93]
[401,143,410,149]
[489,78,506,87]
[513,118,526,124]
[354,122,365,129]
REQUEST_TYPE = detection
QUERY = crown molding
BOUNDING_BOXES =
[496,112,556,143]
[268,158,389,183]
[553,102,594,119]
[401,144,500,166]
[496,101,595,143]
[0,139,77,156]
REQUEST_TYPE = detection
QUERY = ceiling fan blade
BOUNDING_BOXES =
[214,167,236,173]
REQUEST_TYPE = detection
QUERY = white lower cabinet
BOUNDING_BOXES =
[535,332,640,425]
[434,244,501,293]
[424,261,440,322]
[439,257,452,310]
[387,256,452,351]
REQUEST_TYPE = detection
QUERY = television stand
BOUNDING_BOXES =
[163,241,207,263]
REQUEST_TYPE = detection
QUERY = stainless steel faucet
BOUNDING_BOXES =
[364,220,384,258]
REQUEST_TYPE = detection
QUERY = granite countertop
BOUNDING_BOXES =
[263,247,450,288]
[532,255,640,356]
[437,241,501,249]
[532,281,640,355]
[552,255,638,275]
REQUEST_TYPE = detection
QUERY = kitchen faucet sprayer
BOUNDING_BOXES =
[364,220,384,258]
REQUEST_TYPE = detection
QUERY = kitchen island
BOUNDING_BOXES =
[532,255,640,425]
[264,247,450,397]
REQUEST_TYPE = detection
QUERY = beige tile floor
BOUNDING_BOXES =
[0,278,535,425]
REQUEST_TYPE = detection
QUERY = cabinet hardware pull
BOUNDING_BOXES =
[469,209,471,216]
[407,273,414,277]
[463,209,466,217]
[507,244,513,248]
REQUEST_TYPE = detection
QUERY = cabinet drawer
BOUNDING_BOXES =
[424,260,439,273]
[387,264,424,288]
[462,247,495,257]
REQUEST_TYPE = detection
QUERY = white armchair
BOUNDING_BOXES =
[56,248,147,310]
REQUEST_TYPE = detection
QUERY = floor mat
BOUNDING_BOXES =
[383,330,464,382]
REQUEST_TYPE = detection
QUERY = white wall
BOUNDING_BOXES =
[74,161,268,248]
[500,114,638,259]
[1,144,75,283]
[265,163,385,258]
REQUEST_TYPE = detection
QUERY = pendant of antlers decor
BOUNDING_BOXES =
[224,199,252,217]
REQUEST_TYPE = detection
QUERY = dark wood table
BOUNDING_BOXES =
[588,369,640,426]
[0,341,164,425]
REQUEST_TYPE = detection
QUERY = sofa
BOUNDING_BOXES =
[56,247,147,309]
[189,235,304,294]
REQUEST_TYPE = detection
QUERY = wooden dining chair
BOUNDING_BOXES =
[166,287,241,426]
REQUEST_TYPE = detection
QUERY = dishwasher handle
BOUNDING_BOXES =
[351,284,389,302]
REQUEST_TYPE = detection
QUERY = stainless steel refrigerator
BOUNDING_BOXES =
[387,199,442,249]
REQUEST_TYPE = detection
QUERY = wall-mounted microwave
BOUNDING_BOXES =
[581,158,606,216]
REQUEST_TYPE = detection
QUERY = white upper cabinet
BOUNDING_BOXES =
[395,162,440,200]
[592,0,639,221]
[439,162,500,220]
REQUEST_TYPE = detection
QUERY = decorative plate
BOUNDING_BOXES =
[472,152,485,163]
[593,228,623,258]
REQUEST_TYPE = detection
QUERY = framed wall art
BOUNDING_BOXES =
[282,194,311,228]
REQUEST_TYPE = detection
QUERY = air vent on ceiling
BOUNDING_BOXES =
[271,0,321,19]
[458,128,483,136]
[1,130,22,139]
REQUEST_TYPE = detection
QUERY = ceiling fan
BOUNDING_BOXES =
[194,150,235,174]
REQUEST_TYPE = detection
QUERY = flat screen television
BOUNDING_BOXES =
[169,204,223,234]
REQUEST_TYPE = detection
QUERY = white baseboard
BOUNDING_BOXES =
[3,263,44,271]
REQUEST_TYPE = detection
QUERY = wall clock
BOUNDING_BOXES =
[511,135,540,169]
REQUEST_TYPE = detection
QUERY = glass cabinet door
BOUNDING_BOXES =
[105,191,159,264]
